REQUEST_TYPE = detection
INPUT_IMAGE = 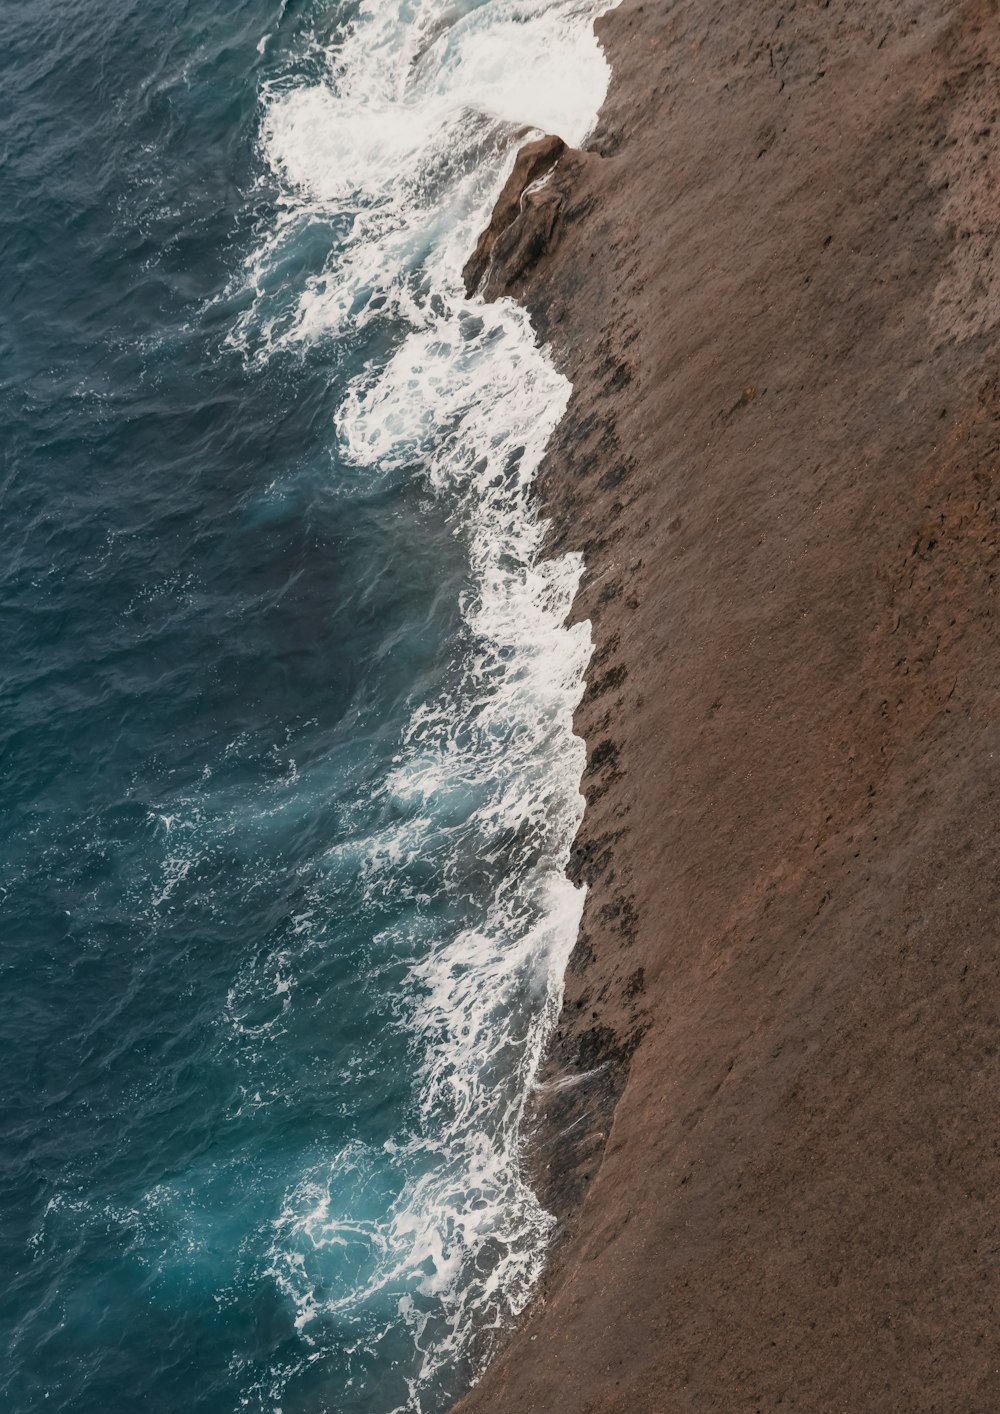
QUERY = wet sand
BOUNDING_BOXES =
[458,0,1000,1408]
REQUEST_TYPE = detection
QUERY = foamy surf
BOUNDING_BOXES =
[235,0,614,1406]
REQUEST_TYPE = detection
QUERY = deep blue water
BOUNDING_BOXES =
[0,0,606,1409]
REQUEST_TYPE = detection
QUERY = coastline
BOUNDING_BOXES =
[459,0,1000,1408]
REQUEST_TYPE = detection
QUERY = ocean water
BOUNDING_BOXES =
[0,0,611,1410]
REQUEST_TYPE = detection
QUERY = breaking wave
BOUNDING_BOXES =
[229,0,612,1404]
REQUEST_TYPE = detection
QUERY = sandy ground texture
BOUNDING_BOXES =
[457,0,1000,1409]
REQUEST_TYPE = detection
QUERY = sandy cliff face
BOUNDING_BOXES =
[458,0,1000,1409]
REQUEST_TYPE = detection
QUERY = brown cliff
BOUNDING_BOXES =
[459,0,1000,1409]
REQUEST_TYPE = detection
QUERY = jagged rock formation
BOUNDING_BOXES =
[463,134,566,298]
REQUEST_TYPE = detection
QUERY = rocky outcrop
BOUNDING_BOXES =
[463,134,566,298]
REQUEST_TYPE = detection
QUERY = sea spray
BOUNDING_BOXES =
[236,0,614,1404]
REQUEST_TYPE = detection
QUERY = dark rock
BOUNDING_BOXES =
[463,134,566,296]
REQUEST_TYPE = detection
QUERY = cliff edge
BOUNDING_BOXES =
[459,0,1000,1409]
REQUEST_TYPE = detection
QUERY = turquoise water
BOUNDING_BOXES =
[0,0,607,1409]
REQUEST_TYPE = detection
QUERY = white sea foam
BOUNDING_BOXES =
[237,0,615,1405]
